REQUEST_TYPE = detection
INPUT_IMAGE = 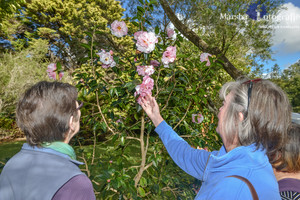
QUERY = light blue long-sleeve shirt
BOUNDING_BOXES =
[155,120,281,200]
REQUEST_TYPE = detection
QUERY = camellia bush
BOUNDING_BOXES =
[46,0,223,199]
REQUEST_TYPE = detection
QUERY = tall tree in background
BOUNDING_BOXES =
[270,60,300,112]
[0,0,25,25]
[1,0,135,67]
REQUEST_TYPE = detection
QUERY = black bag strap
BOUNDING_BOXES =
[227,175,259,200]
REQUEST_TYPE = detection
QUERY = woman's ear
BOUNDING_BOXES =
[69,116,75,131]
[239,112,244,122]
[64,116,74,144]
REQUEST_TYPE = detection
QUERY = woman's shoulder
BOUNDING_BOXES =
[278,178,300,194]
[207,175,280,200]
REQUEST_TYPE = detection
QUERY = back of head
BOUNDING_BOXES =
[273,123,300,173]
[220,78,291,163]
[16,81,78,146]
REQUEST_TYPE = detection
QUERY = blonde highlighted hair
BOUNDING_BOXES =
[219,78,291,164]
[273,123,300,172]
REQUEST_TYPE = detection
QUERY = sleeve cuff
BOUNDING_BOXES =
[154,120,167,133]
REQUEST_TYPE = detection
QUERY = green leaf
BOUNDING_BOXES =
[149,0,158,5]
[132,21,139,27]
[152,160,157,167]
[100,122,107,132]
[120,136,125,146]
[145,18,152,26]
[140,177,147,187]
[84,31,93,38]
[80,43,91,50]
[164,75,172,82]
[137,6,145,14]
[138,187,146,197]
[56,62,62,71]
[178,34,183,42]
[113,55,119,64]
[137,11,143,20]
[177,54,189,59]
[109,88,114,97]
[155,26,159,34]
[138,0,144,4]
[95,31,106,35]
[144,53,149,61]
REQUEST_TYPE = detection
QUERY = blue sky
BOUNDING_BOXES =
[261,0,300,73]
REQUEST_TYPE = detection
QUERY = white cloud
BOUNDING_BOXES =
[272,3,300,54]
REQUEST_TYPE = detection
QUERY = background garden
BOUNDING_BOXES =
[0,0,299,199]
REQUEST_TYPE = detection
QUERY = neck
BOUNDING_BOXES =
[225,143,237,152]
[273,169,300,181]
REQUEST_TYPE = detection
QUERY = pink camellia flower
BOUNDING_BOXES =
[47,63,64,80]
[192,113,204,124]
[161,46,176,67]
[150,60,160,67]
[98,50,113,65]
[136,65,155,76]
[135,76,154,104]
[110,60,116,68]
[97,50,116,68]
[142,76,154,90]
[167,28,175,38]
[47,63,56,80]
[134,31,145,40]
[134,85,141,97]
[107,179,111,183]
[111,20,128,37]
[102,64,109,69]
[136,32,158,53]
[58,71,64,80]
[200,53,212,66]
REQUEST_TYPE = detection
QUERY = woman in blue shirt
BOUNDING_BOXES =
[141,78,291,200]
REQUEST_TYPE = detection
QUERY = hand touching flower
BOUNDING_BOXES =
[140,94,164,127]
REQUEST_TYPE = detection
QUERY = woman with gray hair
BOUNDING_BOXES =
[141,78,291,199]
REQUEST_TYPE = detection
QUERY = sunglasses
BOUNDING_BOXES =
[76,101,83,110]
[242,79,262,117]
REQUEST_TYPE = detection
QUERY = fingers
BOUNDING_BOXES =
[146,94,155,105]
[141,96,151,110]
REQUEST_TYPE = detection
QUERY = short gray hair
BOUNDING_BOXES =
[16,81,79,146]
[219,78,291,164]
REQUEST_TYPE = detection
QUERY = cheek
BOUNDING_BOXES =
[218,108,223,119]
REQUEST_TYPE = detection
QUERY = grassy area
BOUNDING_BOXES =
[0,141,24,166]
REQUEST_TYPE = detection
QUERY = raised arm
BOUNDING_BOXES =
[141,95,210,179]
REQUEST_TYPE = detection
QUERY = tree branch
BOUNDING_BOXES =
[159,0,244,80]
[173,101,192,130]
